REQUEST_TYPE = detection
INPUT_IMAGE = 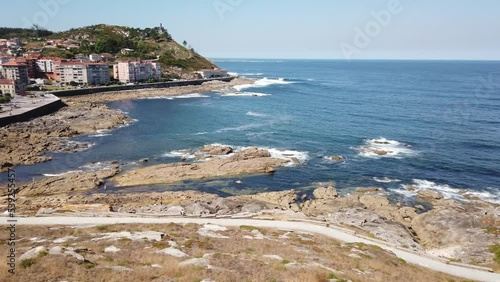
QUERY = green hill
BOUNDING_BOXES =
[4,24,217,78]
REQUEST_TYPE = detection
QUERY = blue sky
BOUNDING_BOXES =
[4,0,500,60]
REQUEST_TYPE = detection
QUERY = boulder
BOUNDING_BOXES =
[179,258,210,268]
[417,190,444,200]
[359,195,389,209]
[104,246,121,253]
[156,247,188,258]
[49,246,63,255]
[199,145,233,155]
[330,156,344,161]
[373,150,389,156]
[230,147,271,161]
[19,246,48,261]
[313,186,339,200]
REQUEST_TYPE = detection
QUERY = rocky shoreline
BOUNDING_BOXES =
[0,102,131,172]
[2,161,499,271]
[63,77,255,103]
[0,78,254,172]
[1,78,499,273]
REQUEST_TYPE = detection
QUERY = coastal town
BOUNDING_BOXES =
[0,28,229,98]
[0,19,499,282]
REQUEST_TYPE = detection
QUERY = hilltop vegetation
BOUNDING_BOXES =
[0,26,53,38]
[4,24,217,76]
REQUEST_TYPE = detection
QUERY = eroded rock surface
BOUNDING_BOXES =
[112,147,289,187]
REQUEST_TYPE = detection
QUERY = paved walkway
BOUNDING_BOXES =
[0,94,60,118]
[3,216,499,282]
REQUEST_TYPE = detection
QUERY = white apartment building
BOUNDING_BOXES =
[57,62,110,85]
[113,61,161,83]
[37,59,55,73]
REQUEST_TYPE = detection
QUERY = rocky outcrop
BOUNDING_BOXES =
[19,246,48,261]
[199,145,233,155]
[246,190,300,212]
[112,148,288,187]
[0,102,130,172]
[18,165,119,197]
[417,190,444,201]
[411,203,499,264]
[63,78,255,104]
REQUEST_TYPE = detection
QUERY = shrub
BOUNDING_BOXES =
[19,259,34,269]
[489,244,500,263]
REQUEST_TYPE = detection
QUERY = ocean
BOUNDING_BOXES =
[9,60,500,204]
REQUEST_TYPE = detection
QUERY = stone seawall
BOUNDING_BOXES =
[0,98,65,127]
[52,77,234,97]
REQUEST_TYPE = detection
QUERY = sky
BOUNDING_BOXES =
[3,0,500,60]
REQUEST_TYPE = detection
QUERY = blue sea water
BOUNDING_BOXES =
[8,60,500,203]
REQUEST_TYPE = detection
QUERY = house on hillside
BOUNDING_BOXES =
[120,48,134,55]
[89,53,102,62]
[193,69,228,79]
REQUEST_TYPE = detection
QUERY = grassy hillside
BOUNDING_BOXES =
[5,24,217,76]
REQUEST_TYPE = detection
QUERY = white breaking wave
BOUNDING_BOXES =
[214,144,309,166]
[163,149,197,160]
[43,170,83,177]
[165,143,309,167]
[79,161,114,172]
[390,179,500,205]
[246,111,268,117]
[141,93,209,100]
[215,123,267,133]
[356,138,416,159]
[233,77,293,91]
[219,92,271,97]
[373,177,401,183]
[90,133,111,137]
[241,73,264,76]
[89,129,111,138]
[227,72,239,77]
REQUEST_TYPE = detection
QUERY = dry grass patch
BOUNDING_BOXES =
[0,223,470,282]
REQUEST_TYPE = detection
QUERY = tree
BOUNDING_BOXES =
[69,81,78,87]
[183,40,187,48]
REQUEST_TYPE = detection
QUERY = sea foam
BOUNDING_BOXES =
[233,77,293,91]
[140,93,209,100]
[356,138,416,158]
[390,179,500,205]
[219,92,271,97]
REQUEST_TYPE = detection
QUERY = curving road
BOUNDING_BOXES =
[3,217,499,282]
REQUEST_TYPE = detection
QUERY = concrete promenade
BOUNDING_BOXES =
[0,94,64,127]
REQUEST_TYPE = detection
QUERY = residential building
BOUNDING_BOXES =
[0,79,23,95]
[0,60,29,93]
[86,63,110,85]
[0,39,7,47]
[100,53,114,62]
[113,61,161,83]
[89,53,102,62]
[57,62,110,85]
[7,38,21,48]
[194,69,228,79]
[17,57,41,78]
[37,58,56,73]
